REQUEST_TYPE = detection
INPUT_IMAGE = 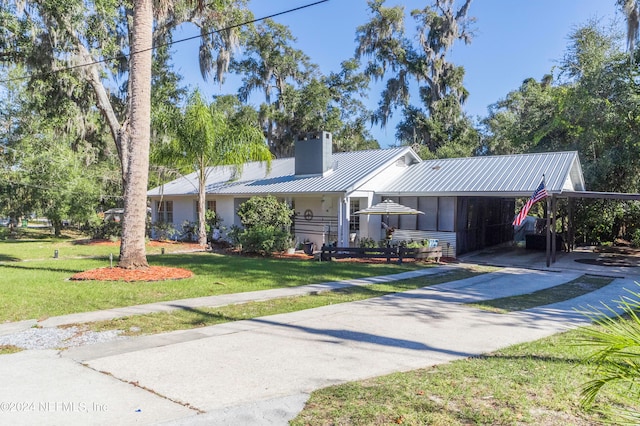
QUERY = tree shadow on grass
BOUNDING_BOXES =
[0,254,21,262]
[0,262,84,274]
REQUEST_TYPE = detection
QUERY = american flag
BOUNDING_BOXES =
[513,179,548,226]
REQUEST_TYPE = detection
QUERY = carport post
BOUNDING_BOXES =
[546,197,551,268]
[552,195,557,263]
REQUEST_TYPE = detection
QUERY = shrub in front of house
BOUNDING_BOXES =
[232,196,294,255]
[151,221,176,241]
[234,225,290,254]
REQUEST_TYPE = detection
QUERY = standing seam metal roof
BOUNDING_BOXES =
[147,147,414,196]
[378,151,584,196]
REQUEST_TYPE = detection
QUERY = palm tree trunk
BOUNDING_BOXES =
[119,0,152,269]
[198,164,207,247]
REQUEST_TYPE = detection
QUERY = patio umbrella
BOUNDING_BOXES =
[354,199,424,217]
[354,199,424,245]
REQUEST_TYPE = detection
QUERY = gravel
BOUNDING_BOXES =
[0,326,126,350]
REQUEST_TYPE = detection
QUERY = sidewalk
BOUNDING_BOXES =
[1,264,636,425]
[0,265,456,336]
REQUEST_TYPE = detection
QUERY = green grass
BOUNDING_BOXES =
[0,239,426,322]
[0,345,22,355]
[81,266,492,335]
[468,275,614,313]
[291,326,639,425]
[0,228,187,261]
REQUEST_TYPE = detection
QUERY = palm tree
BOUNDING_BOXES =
[579,287,640,423]
[153,90,272,246]
[119,0,153,269]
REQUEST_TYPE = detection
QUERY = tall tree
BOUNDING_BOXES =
[233,22,377,155]
[618,0,640,52]
[232,18,316,157]
[119,0,153,268]
[152,90,272,246]
[355,0,476,155]
[0,1,252,268]
[482,20,640,243]
[0,65,103,235]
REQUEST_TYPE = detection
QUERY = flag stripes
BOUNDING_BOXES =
[513,179,548,226]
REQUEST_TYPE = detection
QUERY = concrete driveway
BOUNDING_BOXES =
[1,264,637,425]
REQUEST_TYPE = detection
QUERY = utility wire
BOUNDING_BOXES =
[0,0,329,84]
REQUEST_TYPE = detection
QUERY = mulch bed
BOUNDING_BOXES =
[70,266,194,282]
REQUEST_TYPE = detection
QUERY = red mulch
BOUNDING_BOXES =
[70,266,193,282]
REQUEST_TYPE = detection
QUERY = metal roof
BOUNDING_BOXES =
[147,147,415,197]
[378,151,585,197]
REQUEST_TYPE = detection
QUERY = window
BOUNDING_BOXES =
[438,197,455,231]
[418,197,438,231]
[195,200,217,220]
[156,201,173,223]
[349,199,360,231]
[417,197,455,232]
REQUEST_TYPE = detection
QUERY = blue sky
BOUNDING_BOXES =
[172,0,622,147]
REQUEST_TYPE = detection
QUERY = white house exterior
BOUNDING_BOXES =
[147,131,586,257]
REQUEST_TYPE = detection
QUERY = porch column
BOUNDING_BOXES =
[338,196,350,247]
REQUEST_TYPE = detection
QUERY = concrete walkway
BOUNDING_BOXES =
[0,266,453,336]
[0,262,638,425]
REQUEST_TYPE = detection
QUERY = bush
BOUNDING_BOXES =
[580,286,640,422]
[151,222,176,241]
[235,225,290,254]
[91,220,122,240]
[205,210,223,243]
[179,221,197,242]
[233,196,294,255]
[358,237,378,248]
[632,229,640,248]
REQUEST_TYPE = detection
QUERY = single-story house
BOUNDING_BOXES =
[147,131,585,257]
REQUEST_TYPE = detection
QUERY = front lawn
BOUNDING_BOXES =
[0,238,425,322]
[291,326,639,425]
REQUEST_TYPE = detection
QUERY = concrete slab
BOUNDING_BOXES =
[0,350,193,425]
[4,264,636,425]
[460,245,640,278]
[0,319,37,336]
[78,268,607,422]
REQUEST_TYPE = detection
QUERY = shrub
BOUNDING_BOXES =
[151,222,176,241]
[358,237,378,248]
[236,225,290,254]
[233,196,295,255]
[91,219,122,240]
[632,229,640,248]
[179,221,198,242]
